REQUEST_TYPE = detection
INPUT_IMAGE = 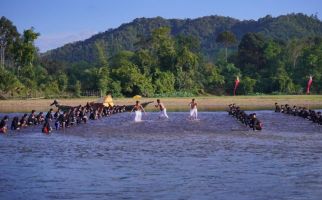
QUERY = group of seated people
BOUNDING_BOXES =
[0,110,50,134]
[0,103,127,134]
[228,104,263,131]
[275,103,322,125]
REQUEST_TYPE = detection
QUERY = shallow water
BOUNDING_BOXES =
[1,111,322,200]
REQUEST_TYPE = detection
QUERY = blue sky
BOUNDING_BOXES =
[1,0,322,52]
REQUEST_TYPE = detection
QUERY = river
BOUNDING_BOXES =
[0,111,322,199]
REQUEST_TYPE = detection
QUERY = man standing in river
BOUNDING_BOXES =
[131,101,146,122]
[155,99,169,119]
[189,98,198,120]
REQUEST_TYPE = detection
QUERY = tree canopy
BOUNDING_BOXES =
[1,14,322,98]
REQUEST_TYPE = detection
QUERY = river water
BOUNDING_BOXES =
[1,111,322,200]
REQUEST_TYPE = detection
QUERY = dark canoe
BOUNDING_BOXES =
[124,101,154,112]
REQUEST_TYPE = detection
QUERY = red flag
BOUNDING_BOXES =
[306,76,313,94]
[234,76,240,96]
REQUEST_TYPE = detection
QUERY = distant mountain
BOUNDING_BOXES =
[41,13,322,68]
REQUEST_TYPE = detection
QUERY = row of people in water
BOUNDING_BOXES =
[0,104,128,134]
[228,104,263,131]
[275,103,322,125]
[0,98,198,132]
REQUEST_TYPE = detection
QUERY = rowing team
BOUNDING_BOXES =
[228,104,263,131]
[0,98,198,133]
[275,103,322,125]
[131,98,198,122]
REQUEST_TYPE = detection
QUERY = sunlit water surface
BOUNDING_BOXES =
[1,111,322,200]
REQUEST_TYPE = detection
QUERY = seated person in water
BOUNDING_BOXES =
[80,107,87,123]
[11,116,20,130]
[274,103,281,112]
[285,104,292,114]
[89,110,98,120]
[253,119,263,131]
[155,99,169,119]
[27,110,36,125]
[317,112,322,125]
[189,98,198,120]
[131,101,146,122]
[20,114,28,128]
[42,119,52,134]
[54,109,60,119]
[250,113,262,131]
[55,112,67,130]
[45,108,54,121]
[0,116,9,133]
[36,112,45,124]
[292,106,298,116]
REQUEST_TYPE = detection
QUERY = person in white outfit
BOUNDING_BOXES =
[131,101,146,122]
[189,98,198,120]
[155,99,169,119]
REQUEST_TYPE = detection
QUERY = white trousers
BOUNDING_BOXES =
[160,109,169,118]
[135,111,142,122]
[190,108,198,119]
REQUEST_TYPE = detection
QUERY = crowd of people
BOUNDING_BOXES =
[228,104,263,131]
[0,102,128,134]
[0,98,199,133]
[3,99,320,134]
[275,103,322,125]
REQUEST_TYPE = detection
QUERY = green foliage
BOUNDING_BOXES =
[44,80,60,98]
[16,28,40,66]
[19,65,36,90]
[57,72,68,92]
[0,68,22,94]
[273,66,295,93]
[216,31,237,61]
[74,80,81,97]
[240,76,257,94]
[220,63,241,94]
[107,80,123,97]
[1,14,322,97]
[153,70,175,94]
[200,63,225,94]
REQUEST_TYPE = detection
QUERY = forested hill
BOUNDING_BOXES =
[41,13,322,66]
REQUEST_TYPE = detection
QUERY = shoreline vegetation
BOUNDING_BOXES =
[1,95,322,113]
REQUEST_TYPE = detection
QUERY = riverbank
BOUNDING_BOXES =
[0,95,322,113]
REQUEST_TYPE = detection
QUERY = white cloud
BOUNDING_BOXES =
[35,30,97,52]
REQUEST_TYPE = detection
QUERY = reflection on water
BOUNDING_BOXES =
[1,111,322,200]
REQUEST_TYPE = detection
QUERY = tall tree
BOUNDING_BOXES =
[15,27,39,71]
[216,31,237,62]
[0,17,19,68]
[95,40,110,96]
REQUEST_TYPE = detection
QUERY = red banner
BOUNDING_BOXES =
[234,76,240,96]
[306,76,313,94]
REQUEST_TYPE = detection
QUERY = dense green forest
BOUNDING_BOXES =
[0,13,322,98]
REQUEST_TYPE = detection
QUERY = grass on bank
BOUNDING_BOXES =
[0,95,322,113]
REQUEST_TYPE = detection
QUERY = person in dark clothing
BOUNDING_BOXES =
[317,112,322,125]
[27,110,36,125]
[11,116,20,130]
[0,116,9,133]
[20,114,28,127]
[36,112,45,124]
[54,109,60,119]
[292,106,298,116]
[55,112,66,130]
[274,103,281,112]
[250,113,262,131]
[45,108,54,121]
